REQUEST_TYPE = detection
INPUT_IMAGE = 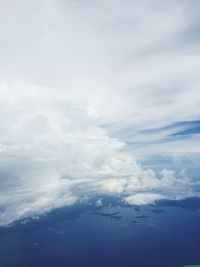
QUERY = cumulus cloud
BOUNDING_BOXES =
[124,193,164,206]
[0,0,200,225]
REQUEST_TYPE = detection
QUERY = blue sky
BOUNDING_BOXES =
[0,0,200,226]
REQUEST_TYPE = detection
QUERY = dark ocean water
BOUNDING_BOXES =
[0,197,200,267]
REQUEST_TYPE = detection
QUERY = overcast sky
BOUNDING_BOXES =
[0,0,200,226]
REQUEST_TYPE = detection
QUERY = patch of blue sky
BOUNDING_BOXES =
[169,125,200,137]
[140,120,200,135]
[123,120,200,148]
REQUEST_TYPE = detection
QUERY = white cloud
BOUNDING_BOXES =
[124,193,164,206]
[95,199,103,207]
[0,0,200,225]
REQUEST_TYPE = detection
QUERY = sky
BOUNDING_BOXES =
[0,0,200,226]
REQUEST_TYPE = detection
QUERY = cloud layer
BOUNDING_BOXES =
[0,0,200,225]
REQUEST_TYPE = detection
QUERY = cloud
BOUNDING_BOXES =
[124,193,164,206]
[0,0,200,225]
